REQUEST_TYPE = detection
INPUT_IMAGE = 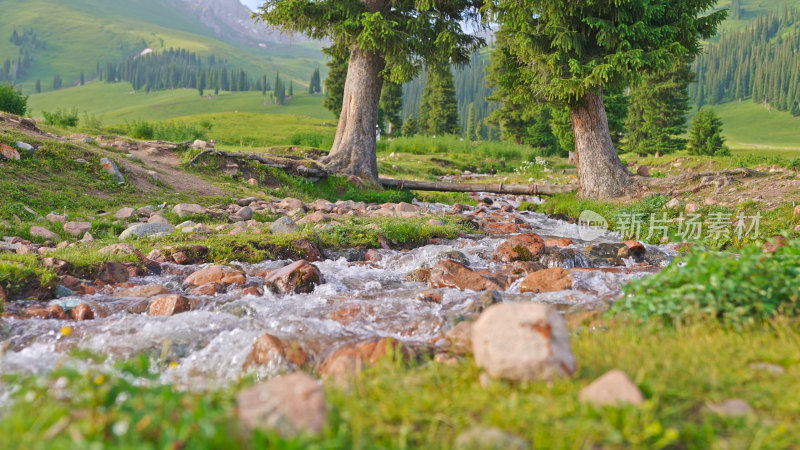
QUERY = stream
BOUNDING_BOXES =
[0,195,678,389]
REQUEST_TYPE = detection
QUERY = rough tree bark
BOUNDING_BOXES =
[321,0,388,184]
[571,89,635,199]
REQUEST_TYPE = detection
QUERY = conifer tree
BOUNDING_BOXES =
[380,81,403,137]
[688,108,730,156]
[419,64,460,136]
[402,114,419,137]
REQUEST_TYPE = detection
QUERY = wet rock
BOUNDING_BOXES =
[189,283,222,296]
[584,243,629,266]
[173,203,206,217]
[244,333,308,369]
[428,260,504,292]
[624,240,646,257]
[237,372,326,437]
[184,265,246,288]
[454,427,528,450]
[114,207,137,220]
[519,267,573,294]
[118,223,174,240]
[406,268,432,283]
[579,370,644,406]
[416,290,443,304]
[148,294,190,316]
[264,260,324,294]
[70,303,94,321]
[63,221,91,237]
[472,303,576,382]
[100,157,125,183]
[493,233,545,263]
[482,222,519,235]
[294,239,323,262]
[545,238,573,248]
[469,290,502,314]
[434,250,470,267]
[319,338,414,381]
[707,399,754,417]
[46,213,67,223]
[445,321,472,355]
[114,284,170,298]
[30,226,59,240]
[270,216,298,234]
[54,284,76,298]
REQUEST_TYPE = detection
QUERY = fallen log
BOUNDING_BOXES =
[188,149,329,178]
[379,178,577,196]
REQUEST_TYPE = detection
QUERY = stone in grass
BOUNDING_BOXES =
[472,303,576,382]
[707,399,754,418]
[173,203,206,217]
[578,370,645,406]
[63,221,92,237]
[30,226,59,240]
[118,223,175,240]
[100,157,125,183]
[454,427,528,450]
[237,372,326,437]
[114,207,137,220]
[270,216,298,234]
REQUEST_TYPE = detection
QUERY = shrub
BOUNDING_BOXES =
[0,82,29,116]
[125,120,207,142]
[42,108,80,127]
[612,239,800,324]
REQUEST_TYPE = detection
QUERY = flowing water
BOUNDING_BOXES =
[0,196,677,389]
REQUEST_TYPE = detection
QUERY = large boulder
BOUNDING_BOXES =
[30,226,59,241]
[173,203,206,217]
[184,265,246,288]
[63,221,92,237]
[264,260,324,294]
[237,373,326,437]
[270,216,298,234]
[244,333,308,369]
[118,223,174,240]
[472,303,576,382]
[519,267,573,294]
[428,260,504,292]
[319,338,414,381]
[493,233,545,263]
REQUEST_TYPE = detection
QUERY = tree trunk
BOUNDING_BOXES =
[571,89,634,199]
[321,43,386,184]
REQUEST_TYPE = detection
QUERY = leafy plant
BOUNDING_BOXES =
[42,107,80,127]
[613,239,800,324]
[0,82,28,116]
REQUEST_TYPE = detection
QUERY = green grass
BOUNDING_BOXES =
[28,83,334,125]
[4,320,800,448]
[0,0,325,95]
[710,100,800,154]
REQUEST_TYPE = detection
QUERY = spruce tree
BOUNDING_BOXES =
[289,80,293,97]
[688,108,730,156]
[623,60,693,156]
[419,64,460,136]
[323,49,348,118]
[487,0,725,199]
[257,0,484,183]
[402,114,419,137]
[466,103,477,141]
[380,81,403,137]
[34,79,41,93]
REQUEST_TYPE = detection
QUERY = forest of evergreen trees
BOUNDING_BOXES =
[692,8,800,115]
[106,48,269,94]
[0,29,45,83]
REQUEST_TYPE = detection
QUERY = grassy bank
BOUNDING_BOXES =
[3,319,799,448]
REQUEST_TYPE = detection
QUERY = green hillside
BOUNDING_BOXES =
[0,0,324,94]
[27,82,334,123]
[713,101,800,153]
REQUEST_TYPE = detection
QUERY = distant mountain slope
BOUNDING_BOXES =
[0,0,323,94]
